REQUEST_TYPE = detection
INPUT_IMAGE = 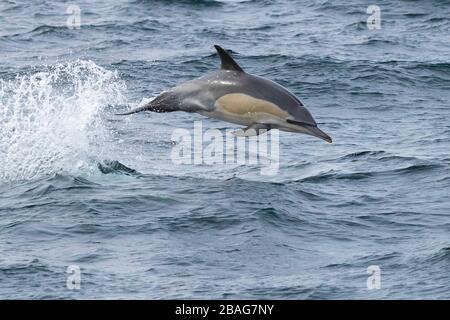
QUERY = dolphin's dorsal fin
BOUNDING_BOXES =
[214,45,244,72]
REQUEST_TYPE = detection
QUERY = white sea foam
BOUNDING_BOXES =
[0,60,127,182]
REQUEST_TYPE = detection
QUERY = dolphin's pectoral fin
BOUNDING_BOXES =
[183,98,215,113]
[232,124,271,137]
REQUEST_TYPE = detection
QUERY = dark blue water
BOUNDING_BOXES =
[1,0,449,299]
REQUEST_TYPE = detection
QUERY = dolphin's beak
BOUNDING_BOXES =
[285,119,332,143]
[305,125,333,143]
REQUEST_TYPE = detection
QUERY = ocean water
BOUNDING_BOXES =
[0,0,449,299]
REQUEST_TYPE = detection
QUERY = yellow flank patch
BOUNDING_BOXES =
[216,93,289,118]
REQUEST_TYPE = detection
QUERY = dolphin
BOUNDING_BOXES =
[118,45,332,143]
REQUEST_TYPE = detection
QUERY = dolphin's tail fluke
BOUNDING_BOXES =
[115,92,180,116]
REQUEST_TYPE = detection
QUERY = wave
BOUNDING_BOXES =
[0,60,127,182]
[403,13,429,18]
[0,258,54,275]
[339,150,386,160]
[2,20,165,40]
[131,0,223,7]
[298,163,442,183]
[427,247,450,263]
[336,151,423,164]
[98,160,141,176]
[405,62,450,74]
[29,25,64,36]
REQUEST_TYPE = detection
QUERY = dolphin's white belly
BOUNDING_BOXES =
[198,109,259,126]
[199,93,290,126]
[197,93,314,135]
